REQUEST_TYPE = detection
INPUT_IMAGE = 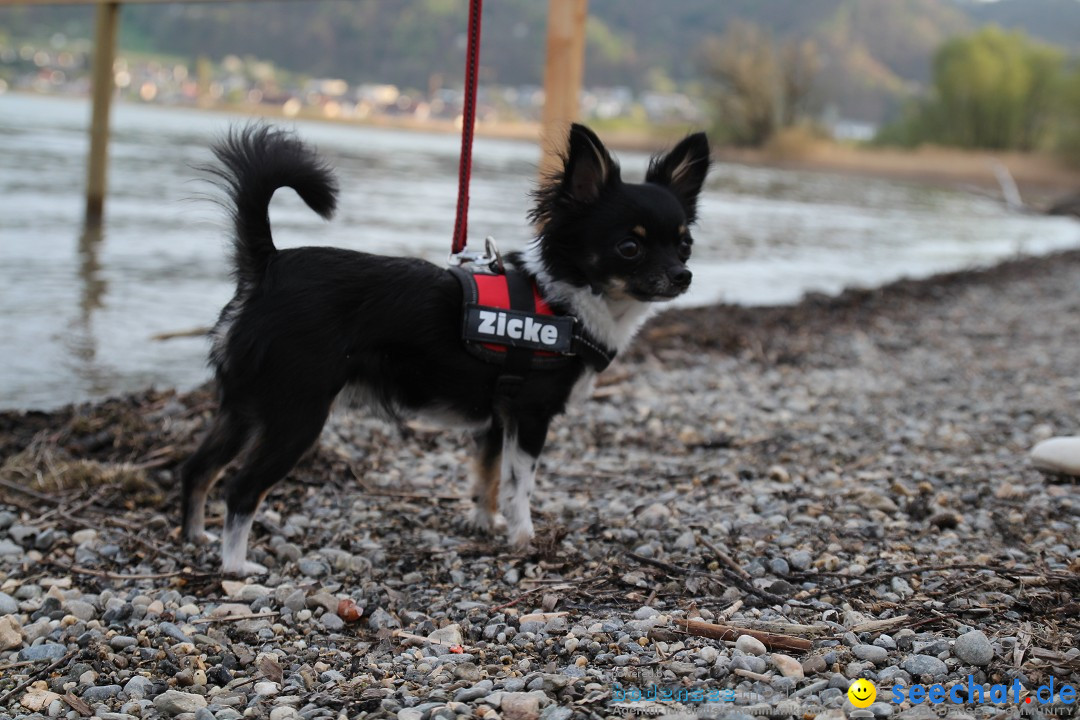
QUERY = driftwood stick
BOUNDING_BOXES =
[803,562,1015,598]
[151,326,210,341]
[675,618,813,653]
[391,629,476,653]
[0,649,78,705]
[191,611,280,624]
[695,533,750,579]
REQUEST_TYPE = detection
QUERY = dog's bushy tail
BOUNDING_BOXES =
[208,124,338,284]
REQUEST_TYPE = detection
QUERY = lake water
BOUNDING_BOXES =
[2,93,1078,410]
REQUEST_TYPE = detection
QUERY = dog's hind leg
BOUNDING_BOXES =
[219,406,330,575]
[467,421,503,534]
[498,416,550,549]
[180,411,250,543]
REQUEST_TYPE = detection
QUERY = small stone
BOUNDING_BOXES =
[856,489,898,513]
[501,692,541,720]
[853,644,889,663]
[153,689,208,715]
[769,557,790,575]
[454,680,494,702]
[698,646,719,664]
[63,600,97,621]
[771,653,804,679]
[338,598,363,623]
[732,654,767,674]
[1030,437,1080,476]
[254,681,280,696]
[220,581,273,601]
[82,685,122,703]
[283,589,307,612]
[802,655,827,675]
[891,577,914,597]
[367,606,398,630]
[954,630,994,666]
[18,643,68,662]
[869,702,894,717]
[539,707,572,720]
[269,707,302,720]
[768,464,790,482]
[901,654,948,681]
[0,591,17,614]
[297,558,328,577]
[321,613,344,631]
[633,606,659,620]
[0,615,23,650]
[18,683,60,712]
[123,675,154,699]
[428,623,463,646]
[110,635,138,650]
[158,621,193,644]
[788,551,812,571]
[735,634,767,656]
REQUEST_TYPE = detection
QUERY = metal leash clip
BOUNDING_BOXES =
[447,236,505,274]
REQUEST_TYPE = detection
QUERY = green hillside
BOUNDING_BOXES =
[1,0,1077,122]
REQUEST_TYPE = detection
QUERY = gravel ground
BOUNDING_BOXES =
[1,250,1078,720]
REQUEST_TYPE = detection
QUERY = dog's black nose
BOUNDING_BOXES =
[670,267,692,289]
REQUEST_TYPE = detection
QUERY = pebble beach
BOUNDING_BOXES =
[1,250,1078,720]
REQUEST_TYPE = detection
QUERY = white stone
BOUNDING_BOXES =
[735,634,767,656]
[771,652,805,679]
[427,623,463,646]
[19,683,60,712]
[220,581,274,601]
[0,615,23,651]
[152,689,207,715]
[501,692,540,720]
[254,681,280,696]
[1030,437,1080,476]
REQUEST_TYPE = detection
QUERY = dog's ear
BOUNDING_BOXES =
[646,132,711,223]
[563,123,619,204]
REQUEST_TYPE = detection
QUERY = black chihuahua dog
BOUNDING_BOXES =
[181,123,710,574]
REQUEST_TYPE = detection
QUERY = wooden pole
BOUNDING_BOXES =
[85,1,120,227]
[539,0,588,176]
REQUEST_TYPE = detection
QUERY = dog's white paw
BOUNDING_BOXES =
[507,523,534,550]
[465,506,497,535]
[222,560,267,577]
[192,530,218,545]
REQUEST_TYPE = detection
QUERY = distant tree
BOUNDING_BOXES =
[1060,65,1080,167]
[699,21,820,147]
[934,26,1063,150]
[878,26,1065,151]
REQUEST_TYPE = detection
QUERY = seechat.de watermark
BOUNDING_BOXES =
[888,675,1076,714]
[606,675,1077,717]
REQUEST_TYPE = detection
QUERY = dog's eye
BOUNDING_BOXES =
[678,239,692,261]
[617,238,642,259]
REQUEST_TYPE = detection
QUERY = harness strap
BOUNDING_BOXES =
[570,326,616,372]
[495,270,537,398]
[449,266,617,374]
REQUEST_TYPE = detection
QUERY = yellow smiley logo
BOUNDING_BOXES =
[848,678,877,708]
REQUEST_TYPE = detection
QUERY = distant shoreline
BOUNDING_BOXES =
[11,89,1080,203]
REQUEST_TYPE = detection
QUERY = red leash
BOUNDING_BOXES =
[451,0,484,256]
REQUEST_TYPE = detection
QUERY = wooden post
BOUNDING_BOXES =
[85,1,120,227]
[539,0,588,175]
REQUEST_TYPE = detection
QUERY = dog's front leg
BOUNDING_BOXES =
[468,422,503,534]
[498,417,549,548]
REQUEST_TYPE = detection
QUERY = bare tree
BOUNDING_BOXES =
[700,21,820,146]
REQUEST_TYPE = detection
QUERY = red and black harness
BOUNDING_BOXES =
[450,267,615,396]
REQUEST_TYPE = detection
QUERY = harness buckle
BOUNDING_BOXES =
[448,236,505,274]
